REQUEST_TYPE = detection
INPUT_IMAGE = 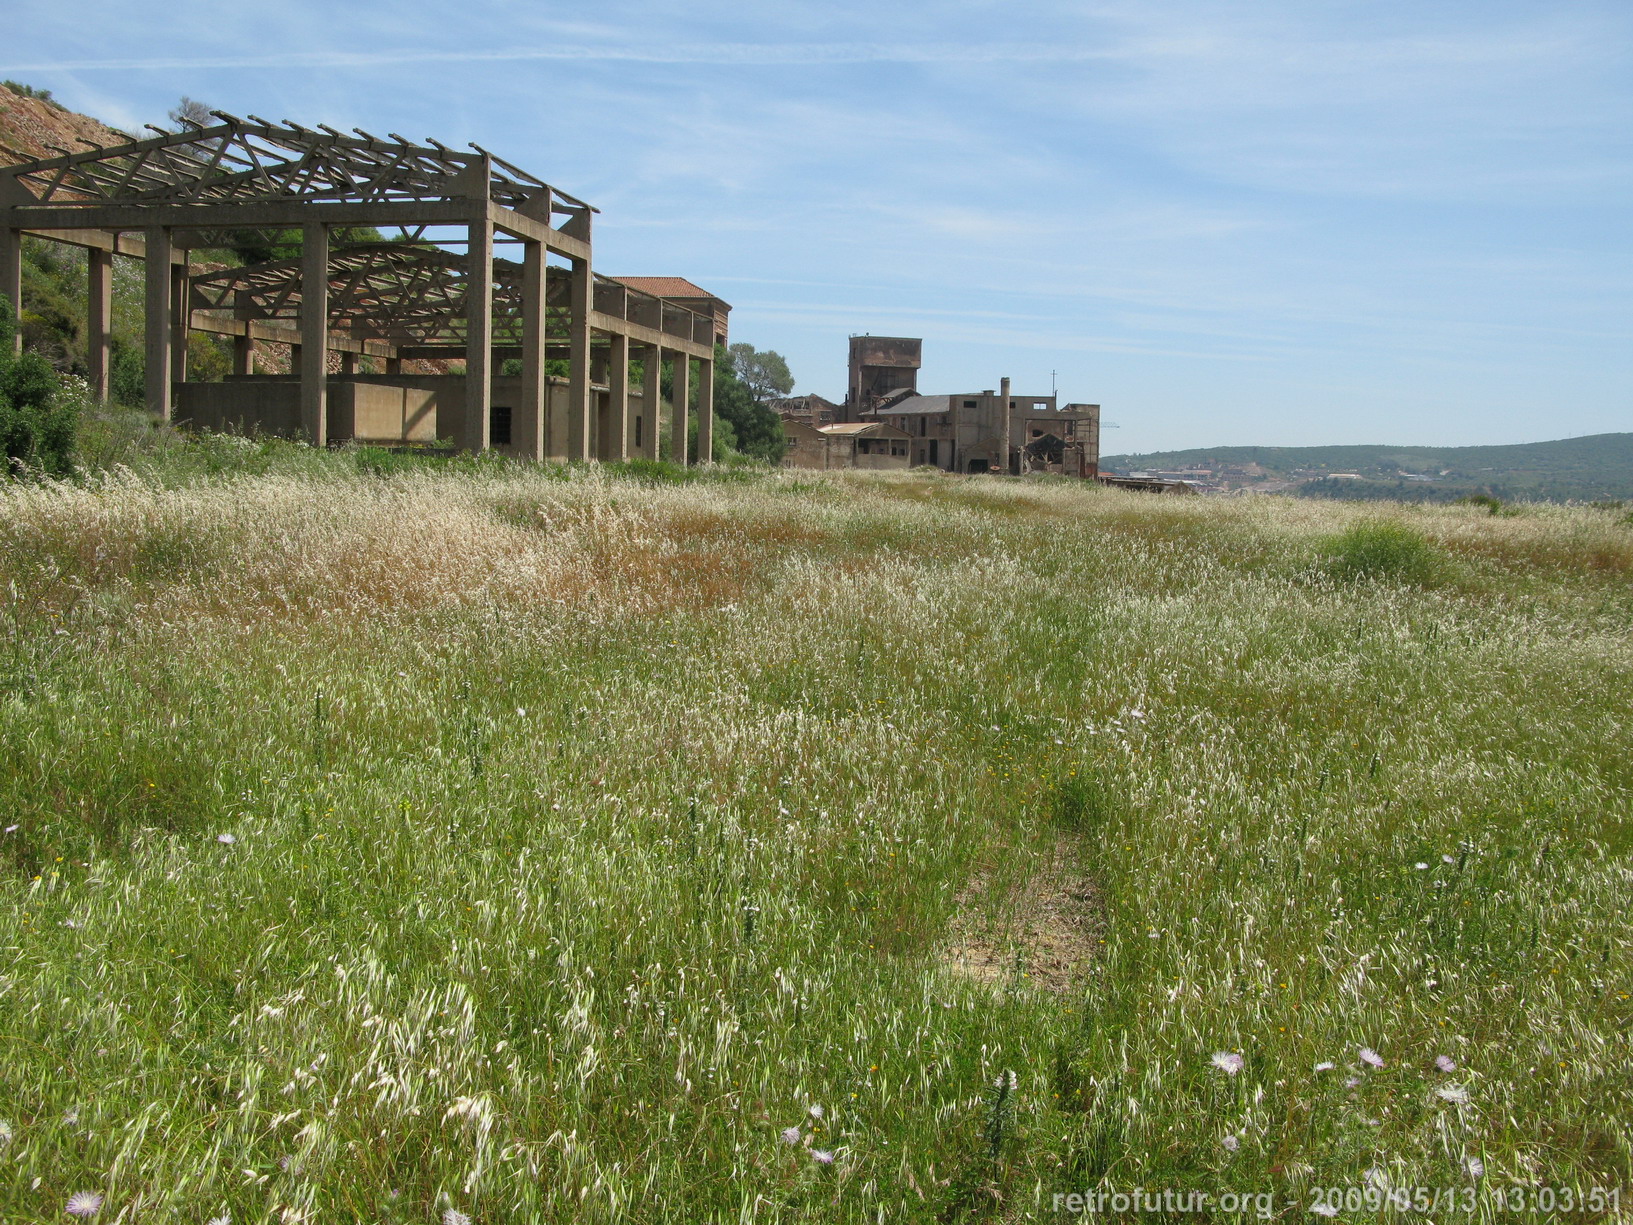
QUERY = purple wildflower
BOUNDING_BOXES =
[65,1192,103,1218]
[1211,1051,1245,1076]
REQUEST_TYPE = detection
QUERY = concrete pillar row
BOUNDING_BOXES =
[87,247,113,400]
[143,226,173,420]
[696,356,714,465]
[670,351,690,465]
[607,330,630,461]
[464,213,494,453]
[299,221,329,446]
[640,344,661,460]
[567,257,592,461]
[170,262,190,388]
[520,238,547,461]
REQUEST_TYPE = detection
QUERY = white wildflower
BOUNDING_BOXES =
[1434,1054,1457,1072]
[216,833,236,845]
[780,1126,801,1145]
[1211,1051,1245,1076]
[65,1192,103,1218]
[1359,1047,1384,1068]
[1436,1084,1469,1103]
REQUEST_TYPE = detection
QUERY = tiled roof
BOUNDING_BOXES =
[821,422,911,438]
[608,277,730,307]
[872,395,953,415]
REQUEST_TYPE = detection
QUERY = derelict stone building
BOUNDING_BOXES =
[0,112,720,461]
[781,335,1101,477]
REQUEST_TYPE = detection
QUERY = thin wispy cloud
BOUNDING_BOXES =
[0,42,1123,73]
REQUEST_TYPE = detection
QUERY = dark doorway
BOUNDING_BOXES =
[490,404,512,447]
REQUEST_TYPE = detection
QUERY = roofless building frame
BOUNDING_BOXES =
[0,112,717,461]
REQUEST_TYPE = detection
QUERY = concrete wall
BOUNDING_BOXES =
[171,374,651,460]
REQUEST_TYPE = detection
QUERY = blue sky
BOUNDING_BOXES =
[5,0,1629,452]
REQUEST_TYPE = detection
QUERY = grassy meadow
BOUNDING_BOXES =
[1,440,1630,1222]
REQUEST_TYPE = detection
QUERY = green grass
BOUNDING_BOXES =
[0,448,1629,1222]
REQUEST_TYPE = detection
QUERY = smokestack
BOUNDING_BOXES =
[998,377,1012,472]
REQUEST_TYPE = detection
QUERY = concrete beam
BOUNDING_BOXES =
[587,309,711,359]
[488,200,591,263]
[86,247,112,399]
[300,222,329,446]
[143,226,172,419]
[8,199,481,235]
[187,311,394,358]
[464,213,493,453]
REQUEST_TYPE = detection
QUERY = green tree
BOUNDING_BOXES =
[712,344,785,463]
[0,296,78,476]
[726,342,793,404]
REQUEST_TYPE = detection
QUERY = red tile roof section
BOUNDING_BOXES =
[608,277,724,302]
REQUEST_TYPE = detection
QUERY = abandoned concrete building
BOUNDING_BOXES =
[782,419,911,471]
[767,392,843,430]
[779,336,1101,477]
[0,113,721,461]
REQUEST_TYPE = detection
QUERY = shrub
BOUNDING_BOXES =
[0,296,79,476]
[1456,493,1504,515]
[1320,520,1444,585]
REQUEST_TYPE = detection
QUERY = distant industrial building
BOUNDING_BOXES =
[778,336,1101,477]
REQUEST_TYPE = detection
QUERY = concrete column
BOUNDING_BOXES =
[143,227,173,419]
[607,331,630,461]
[641,344,661,459]
[567,257,592,461]
[385,356,402,375]
[999,376,1012,474]
[340,350,358,378]
[170,262,189,385]
[0,226,20,356]
[300,222,329,446]
[231,335,255,377]
[87,247,113,400]
[670,351,690,465]
[696,355,714,465]
[464,214,493,453]
[519,238,547,461]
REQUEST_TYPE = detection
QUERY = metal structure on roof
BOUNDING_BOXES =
[0,112,719,462]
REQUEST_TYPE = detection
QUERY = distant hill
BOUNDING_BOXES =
[1102,433,1633,503]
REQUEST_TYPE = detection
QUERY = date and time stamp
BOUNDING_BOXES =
[1051,1185,1623,1217]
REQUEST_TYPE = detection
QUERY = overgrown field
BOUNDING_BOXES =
[1,450,1630,1222]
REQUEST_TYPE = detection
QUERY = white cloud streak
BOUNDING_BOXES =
[0,42,1124,73]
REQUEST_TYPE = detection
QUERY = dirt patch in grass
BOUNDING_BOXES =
[943,839,1101,992]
